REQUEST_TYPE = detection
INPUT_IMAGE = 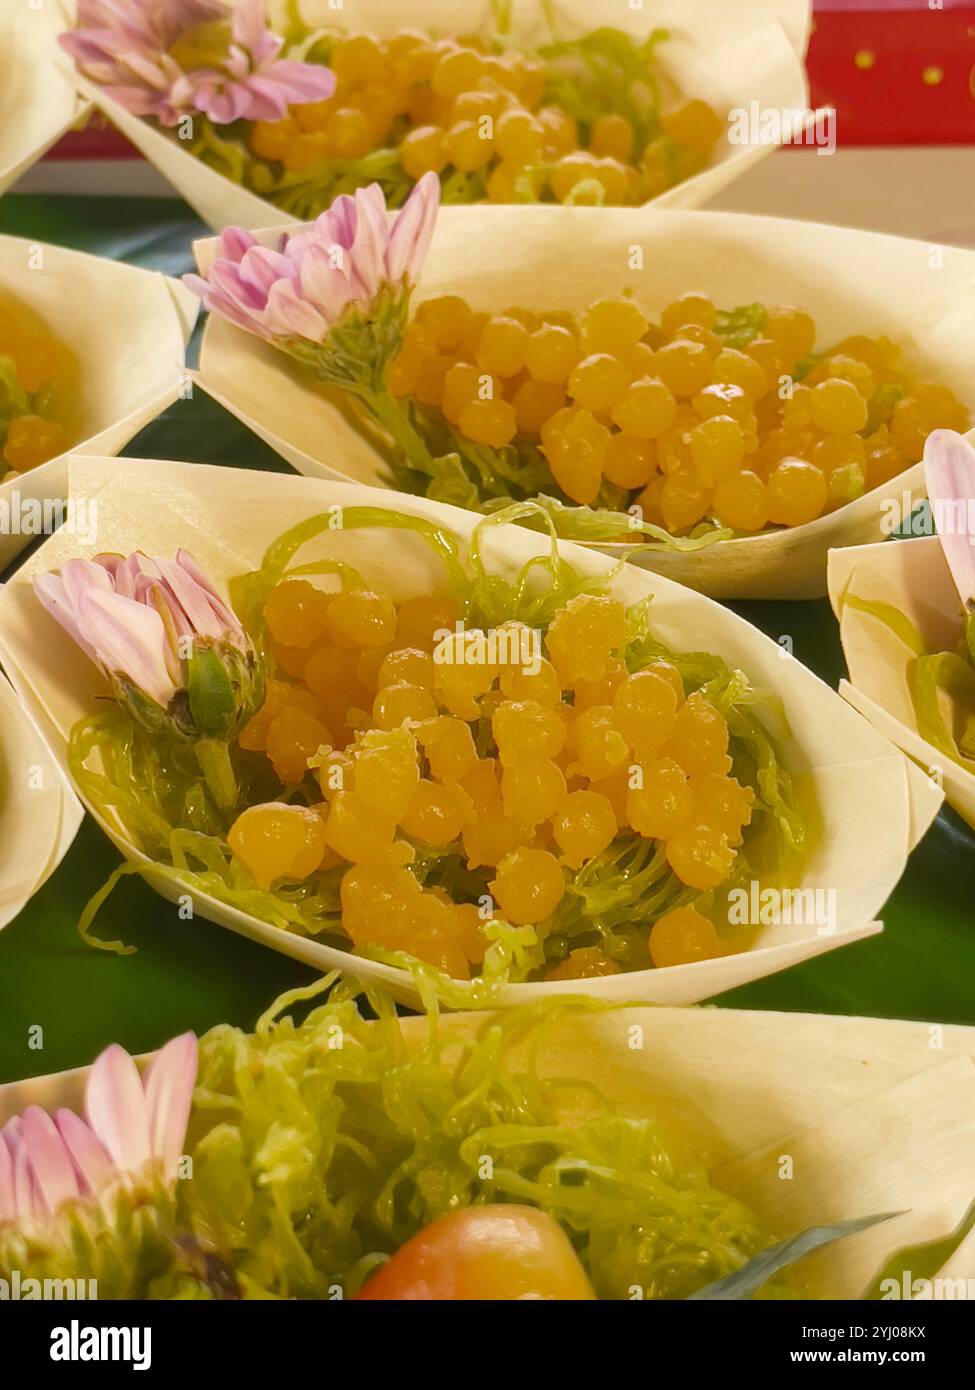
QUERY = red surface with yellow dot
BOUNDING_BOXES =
[807,3,975,147]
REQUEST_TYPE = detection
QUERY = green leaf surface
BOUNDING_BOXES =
[861,1196,975,1300]
[186,647,236,737]
[689,1213,901,1300]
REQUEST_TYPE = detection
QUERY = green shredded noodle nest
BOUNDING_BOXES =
[0,981,801,1300]
[69,502,807,993]
[180,980,801,1299]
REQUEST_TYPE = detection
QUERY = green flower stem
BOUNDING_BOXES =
[360,387,439,477]
[196,739,238,812]
[282,295,438,477]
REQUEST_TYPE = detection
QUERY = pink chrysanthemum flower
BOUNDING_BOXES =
[184,173,440,344]
[59,0,334,127]
[34,548,260,743]
[185,175,443,483]
[34,548,264,811]
[0,1033,197,1234]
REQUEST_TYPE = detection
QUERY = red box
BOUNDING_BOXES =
[807,0,975,144]
[52,113,137,161]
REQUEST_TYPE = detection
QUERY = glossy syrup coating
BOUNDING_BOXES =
[388,291,968,537]
[229,586,759,976]
[0,289,78,475]
[248,31,723,208]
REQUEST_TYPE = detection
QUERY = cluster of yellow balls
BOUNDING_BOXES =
[248,29,722,205]
[390,289,969,534]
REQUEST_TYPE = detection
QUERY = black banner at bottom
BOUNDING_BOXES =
[0,1296,964,1375]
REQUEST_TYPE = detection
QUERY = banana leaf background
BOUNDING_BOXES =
[2,194,974,1084]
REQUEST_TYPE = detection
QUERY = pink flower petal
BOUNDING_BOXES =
[60,558,116,651]
[281,227,311,265]
[196,80,254,124]
[20,1107,83,1215]
[298,242,358,324]
[264,277,328,341]
[0,1131,15,1223]
[11,1132,39,1223]
[110,550,152,600]
[183,276,274,339]
[78,589,177,707]
[144,1033,198,1182]
[85,1043,152,1176]
[59,30,137,69]
[357,182,389,223]
[154,558,226,641]
[103,83,179,120]
[208,258,273,313]
[65,0,331,127]
[227,75,291,123]
[220,47,252,84]
[33,572,99,663]
[3,1120,42,1225]
[322,194,357,250]
[231,0,281,67]
[165,0,227,41]
[349,184,390,300]
[137,579,189,685]
[923,429,975,608]
[34,556,118,662]
[238,245,295,298]
[217,227,258,263]
[266,60,335,104]
[55,1109,114,1196]
[95,552,124,578]
[121,50,176,92]
[173,549,242,634]
[387,172,440,284]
